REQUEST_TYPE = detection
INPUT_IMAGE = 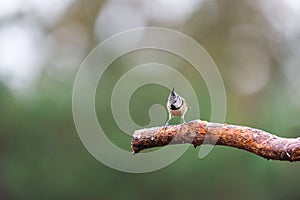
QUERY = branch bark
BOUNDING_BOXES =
[131,120,300,161]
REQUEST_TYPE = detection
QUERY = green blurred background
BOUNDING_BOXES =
[1,0,300,199]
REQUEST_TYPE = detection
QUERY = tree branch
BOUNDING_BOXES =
[131,120,300,161]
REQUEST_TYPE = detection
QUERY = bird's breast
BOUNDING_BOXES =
[169,109,183,116]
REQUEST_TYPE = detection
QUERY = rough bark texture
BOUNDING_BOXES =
[131,120,300,161]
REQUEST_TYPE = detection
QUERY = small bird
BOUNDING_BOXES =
[164,88,188,128]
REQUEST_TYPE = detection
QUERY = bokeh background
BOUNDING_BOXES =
[1,0,300,199]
